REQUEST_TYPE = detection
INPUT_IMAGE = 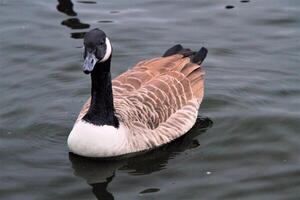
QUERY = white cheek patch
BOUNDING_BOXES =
[100,37,112,63]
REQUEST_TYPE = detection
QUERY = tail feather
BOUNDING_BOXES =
[162,44,183,57]
[163,45,208,64]
[192,47,208,64]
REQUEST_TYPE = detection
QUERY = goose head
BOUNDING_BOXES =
[82,28,112,74]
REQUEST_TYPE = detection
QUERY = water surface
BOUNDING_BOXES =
[0,0,300,199]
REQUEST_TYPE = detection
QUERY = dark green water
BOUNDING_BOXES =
[0,0,300,199]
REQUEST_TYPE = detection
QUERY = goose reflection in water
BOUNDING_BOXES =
[69,117,213,200]
[57,0,93,39]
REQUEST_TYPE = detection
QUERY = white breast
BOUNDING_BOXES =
[67,120,129,157]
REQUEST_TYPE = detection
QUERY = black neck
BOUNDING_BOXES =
[82,57,119,127]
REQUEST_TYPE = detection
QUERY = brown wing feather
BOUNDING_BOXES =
[181,63,205,101]
[112,54,204,127]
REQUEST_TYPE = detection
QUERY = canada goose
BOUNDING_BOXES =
[67,28,207,158]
